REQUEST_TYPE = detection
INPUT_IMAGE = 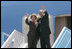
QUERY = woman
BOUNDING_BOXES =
[25,13,38,48]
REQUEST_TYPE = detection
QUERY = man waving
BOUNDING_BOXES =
[38,5,51,48]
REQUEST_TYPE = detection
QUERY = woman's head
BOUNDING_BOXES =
[31,13,37,21]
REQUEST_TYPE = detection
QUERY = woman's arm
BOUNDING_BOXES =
[25,13,30,25]
[25,18,30,25]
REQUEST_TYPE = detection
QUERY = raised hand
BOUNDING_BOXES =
[41,5,45,10]
[26,13,29,18]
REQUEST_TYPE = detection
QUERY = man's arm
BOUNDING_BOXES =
[44,11,49,17]
[41,5,48,16]
[41,5,49,25]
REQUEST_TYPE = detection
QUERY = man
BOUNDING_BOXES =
[38,5,51,48]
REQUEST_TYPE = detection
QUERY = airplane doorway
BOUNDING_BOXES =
[55,14,71,40]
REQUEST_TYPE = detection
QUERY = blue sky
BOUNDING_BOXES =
[1,1,71,34]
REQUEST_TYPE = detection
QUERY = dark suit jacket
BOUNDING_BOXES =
[37,11,51,38]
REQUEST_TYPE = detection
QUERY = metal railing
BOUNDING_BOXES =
[1,29,25,48]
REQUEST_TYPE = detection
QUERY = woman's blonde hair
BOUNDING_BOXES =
[31,13,37,19]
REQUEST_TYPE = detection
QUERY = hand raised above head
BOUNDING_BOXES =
[41,5,45,10]
[26,13,29,18]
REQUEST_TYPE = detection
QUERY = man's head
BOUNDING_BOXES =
[39,10,43,16]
